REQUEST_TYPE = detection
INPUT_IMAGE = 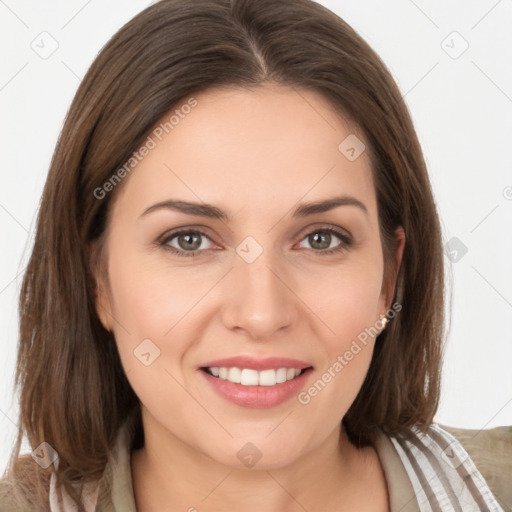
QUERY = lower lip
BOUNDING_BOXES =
[200,368,313,409]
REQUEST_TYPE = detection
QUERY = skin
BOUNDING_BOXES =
[94,83,405,512]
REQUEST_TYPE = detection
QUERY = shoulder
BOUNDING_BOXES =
[0,454,53,512]
[0,477,41,512]
[388,423,509,511]
[0,479,16,510]
[441,424,512,511]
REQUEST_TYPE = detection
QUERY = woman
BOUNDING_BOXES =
[1,0,510,510]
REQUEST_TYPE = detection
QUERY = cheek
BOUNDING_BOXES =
[105,252,202,411]
[107,246,210,337]
[301,257,384,400]
[306,259,384,346]
[298,268,383,416]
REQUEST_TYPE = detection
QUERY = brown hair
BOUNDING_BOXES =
[4,0,445,508]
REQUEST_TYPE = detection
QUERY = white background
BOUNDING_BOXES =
[1,0,511,473]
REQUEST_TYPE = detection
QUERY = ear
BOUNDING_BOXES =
[88,240,113,332]
[381,226,405,310]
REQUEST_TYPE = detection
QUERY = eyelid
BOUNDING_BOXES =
[295,223,352,243]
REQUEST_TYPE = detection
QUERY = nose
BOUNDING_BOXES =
[220,249,299,341]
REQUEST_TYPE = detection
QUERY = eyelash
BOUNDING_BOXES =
[157,226,353,258]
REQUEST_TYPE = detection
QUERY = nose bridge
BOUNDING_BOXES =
[222,239,297,338]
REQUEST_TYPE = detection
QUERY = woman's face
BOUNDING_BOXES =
[95,83,403,468]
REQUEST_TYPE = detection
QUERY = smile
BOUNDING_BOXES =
[203,367,305,386]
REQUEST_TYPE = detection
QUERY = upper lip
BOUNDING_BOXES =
[200,356,313,371]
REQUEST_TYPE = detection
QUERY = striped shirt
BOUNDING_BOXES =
[390,424,505,511]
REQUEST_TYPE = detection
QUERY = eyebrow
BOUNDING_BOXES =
[139,194,368,221]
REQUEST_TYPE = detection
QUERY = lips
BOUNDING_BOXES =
[199,356,314,408]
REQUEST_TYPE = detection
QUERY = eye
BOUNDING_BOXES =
[159,229,216,257]
[158,226,353,258]
[297,227,352,255]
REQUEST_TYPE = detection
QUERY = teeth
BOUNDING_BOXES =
[276,368,287,383]
[207,367,305,386]
[241,369,259,386]
[228,367,241,384]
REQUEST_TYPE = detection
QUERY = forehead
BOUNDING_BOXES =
[112,84,378,223]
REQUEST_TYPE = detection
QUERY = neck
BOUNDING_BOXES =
[131,408,388,512]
